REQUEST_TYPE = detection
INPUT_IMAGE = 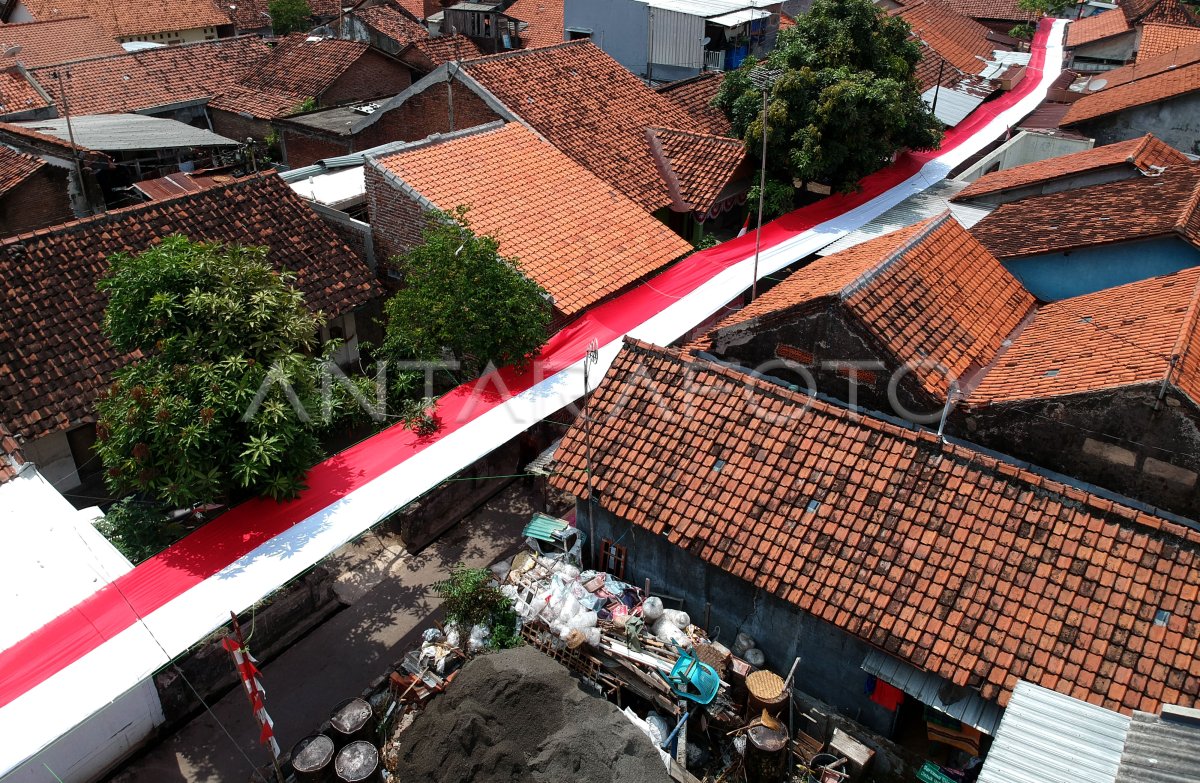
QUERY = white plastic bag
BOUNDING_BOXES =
[661,609,690,628]
[567,610,598,629]
[642,597,664,623]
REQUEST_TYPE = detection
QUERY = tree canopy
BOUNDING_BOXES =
[715,0,943,210]
[95,236,356,506]
[379,207,551,380]
[267,0,313,35]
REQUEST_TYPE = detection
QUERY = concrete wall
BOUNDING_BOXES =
[117,26,219,45]
[583,501,900,738]
[564,0,650,78]
[1069,32,1136,70]
[955,386,1200,519]
[23,428,80,491]
[1076,92,1200,156]
[1003,236,1200,300]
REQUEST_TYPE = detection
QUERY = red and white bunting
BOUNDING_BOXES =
[222,636,280,758]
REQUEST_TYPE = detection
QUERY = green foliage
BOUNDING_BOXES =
[291,97,318,114]
[268,0,312,35]
[95,236,359,506]
[714,0,943,202]
[1017,0,1074,17]
[434,566,519,650]
[93,498,185,564]
[693,232,720,251]
[747,179,796,222]
[381,207,551,379]
[1009,23,1036,40]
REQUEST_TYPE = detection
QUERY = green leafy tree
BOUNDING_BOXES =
[715,0,943,209]
[268,0,313,36]
[1016,0,1074,18]
[380,207,551,380]
[95,236,359,506]
[94,498,186,563]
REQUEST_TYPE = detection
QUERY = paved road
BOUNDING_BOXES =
[110,482,532,783]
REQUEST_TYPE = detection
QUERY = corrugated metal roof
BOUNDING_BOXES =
[978,680,1131,783]
[709,8,771,26]
[862,650,1004,735]
[1114,709,1200,783]
[639,0,773,17]
[524,438,561,477]
[816,180,994,256]
[978,50,1032,80]
[14,114,237,151]
[922,84,987,127]
[522,513,569,542]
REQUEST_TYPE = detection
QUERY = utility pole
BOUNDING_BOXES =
[583,340,599,569]
[747,67,781,302]
[52,67,92,216]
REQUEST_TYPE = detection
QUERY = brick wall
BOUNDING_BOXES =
[210,109,273,144]
[358,81,502,148]
[0,165,74,235]
[279,127,355,168]
[364,163,428,274]
[321,51,414,106]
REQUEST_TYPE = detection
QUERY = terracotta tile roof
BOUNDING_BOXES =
[371,123,691,316]
[461,41,707,212]
[967,267,1200,406]
[240,34,371,98]
[0,67,48,118]
[954,134,1191,201]
[549,339,1200,714]
[505,0,564,49]
[390,0,431,21]
[1062,59,1200,124]
[655,71,733,138]
[1080,40,1200,90]
[18,0,229,38]
[353,3,430,47]
[0,175,379,440]
[647,126,746,214]
[937,0,1037,22]
[1066,8,1132,47]
[779,11,796,29]
[406,34,483,66]
[970,164,1200,258]
[27,37,270,116]
[0,17,124,67]
[1139,22,1200,58]
[894,0,998,77]
[0,421,26,485]
[0,144,45,196]
[690,215,1035,399]
[1129,0,1200,26]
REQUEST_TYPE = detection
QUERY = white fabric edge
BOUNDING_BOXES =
[0,20,1065,776]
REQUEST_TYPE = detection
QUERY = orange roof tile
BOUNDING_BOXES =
[19,0,229,39]
[0,144,44,195]
[1129,0,1200,26]
[655,71,733,138]
[549,338,1200,714]
[692,215,1036,399]
[894,0,998,77]
[353,3,430,47]
[938,0,1037,22]
[968,267,1200,405]
[0,67,48,118]
[460,41,708,212]
[1066,8,1132,47]
[1063,59,1200,124]
[0,16,124,67]
[0,175,379,440]
[406,34,483,66]
[1139,22,1200,58]
[970,165,1200,258]
[505,0,564,49]
[953,134,1191,201]
[647,126,746,214]
[779,11,796,30]
[27,37,270,116]
[370,123,691,317]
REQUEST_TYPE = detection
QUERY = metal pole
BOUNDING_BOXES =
[53,69,90,216]
[583,341,598,569]
[750,86,768,301]
[931,56,945,116]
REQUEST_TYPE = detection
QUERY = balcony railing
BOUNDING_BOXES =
[704,49,725,72]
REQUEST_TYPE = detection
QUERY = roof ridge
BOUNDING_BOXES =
[624,337,1200,545]
[26,34,261,71]
[838,213,948,299]
[0,173,279,248]
[1174,168,1200,234]
[0,14,93,27]
[647,125,739,144]
[1167,270,1200,391]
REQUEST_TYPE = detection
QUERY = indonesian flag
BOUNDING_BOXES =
[737,214,751,237]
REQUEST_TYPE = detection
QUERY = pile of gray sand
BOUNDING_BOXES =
[390,645,673,783]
